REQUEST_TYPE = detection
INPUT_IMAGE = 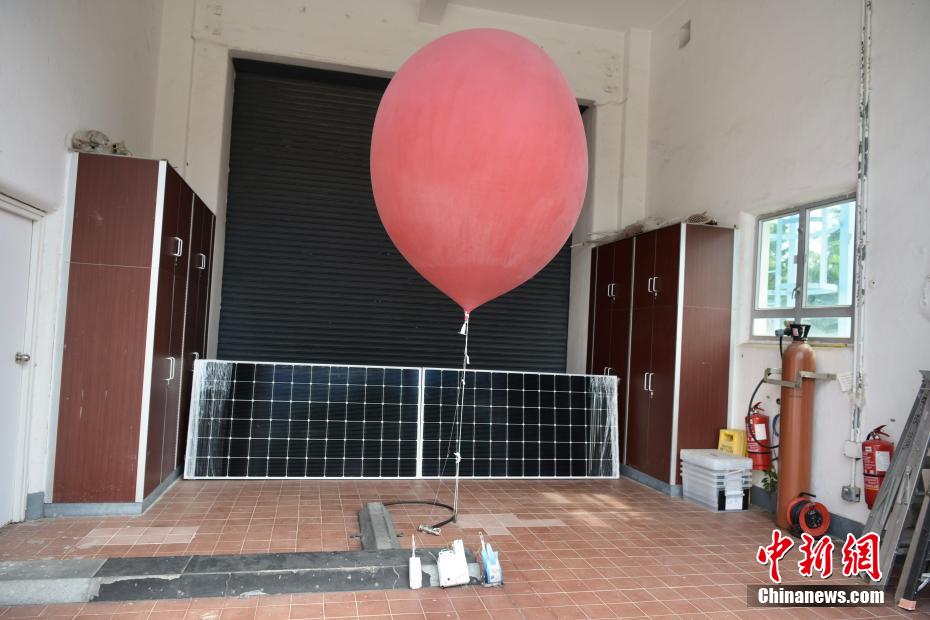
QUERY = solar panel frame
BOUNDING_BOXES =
[419,368,618,479]
[185,360,618,480]
[185,360,422,479]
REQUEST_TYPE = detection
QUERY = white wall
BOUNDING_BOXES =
[864,0,930,493]
[649,0,862,223]
[0,0,163,211]
[646,0,930,525]
[149,0,643,370]
[0,0,163,504]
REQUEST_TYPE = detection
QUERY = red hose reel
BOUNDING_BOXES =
[785,493,831,538]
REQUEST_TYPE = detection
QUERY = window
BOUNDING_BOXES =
[752,197,856,341]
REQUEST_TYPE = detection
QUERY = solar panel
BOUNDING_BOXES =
[420,369,617,478]
[185,360,617,480]
[185,360,421,478]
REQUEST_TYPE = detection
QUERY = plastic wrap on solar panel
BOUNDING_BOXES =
[185,360,618,479]
[185,360,421,478]
[420,369,618,478]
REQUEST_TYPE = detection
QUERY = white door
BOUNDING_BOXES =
[0,208,33,526]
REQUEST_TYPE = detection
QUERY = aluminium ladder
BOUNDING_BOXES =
[861,370,930,609]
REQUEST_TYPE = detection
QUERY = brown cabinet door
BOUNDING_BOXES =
[625,305,653,470]
[653,224,681,308]
[586,249,599,372]
[676,306,731,483]
[608,238,633,460]
[55,155,160,503]
[609,307,631,459]
[643,304,678,483]
[195,199,215,356]
[587,244,615,374]
[144,170,181,496]
[145,170,193,496]
[177,198,215,466]
[54,264,151,502]
[682,224,733,309]
[161,182,194,480]
[69,154,159,268]
[642,225,681,482]
[611,238,634,311]
[610,241,634,370]
[632,231,656,309]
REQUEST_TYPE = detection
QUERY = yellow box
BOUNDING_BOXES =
[718,428,747,457]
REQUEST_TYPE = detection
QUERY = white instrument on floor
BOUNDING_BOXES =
[479,533,503,586]
[409,535,422,590]
[437,539,470,587]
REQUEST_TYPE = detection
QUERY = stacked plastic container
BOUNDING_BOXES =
[680,449,752,511]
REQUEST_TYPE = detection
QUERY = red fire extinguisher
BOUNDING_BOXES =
[746,402,773,471]
[862,425,894,509]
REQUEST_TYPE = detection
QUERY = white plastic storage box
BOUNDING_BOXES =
[680,449,752,511]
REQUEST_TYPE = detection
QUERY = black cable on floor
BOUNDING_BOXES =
[383,499,456,529]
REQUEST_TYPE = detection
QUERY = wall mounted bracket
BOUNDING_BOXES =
[762,367,837,389]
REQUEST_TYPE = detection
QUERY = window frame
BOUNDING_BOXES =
[751,194,857,344]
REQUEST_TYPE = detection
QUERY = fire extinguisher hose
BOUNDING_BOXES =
[866,425,889,441]
[747,375,779,451]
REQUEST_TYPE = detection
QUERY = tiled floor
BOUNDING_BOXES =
[0,478,926,619]
[453,513,565,535]
[75,527,199,549]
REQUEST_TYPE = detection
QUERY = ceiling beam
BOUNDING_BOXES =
[418,0,447,25]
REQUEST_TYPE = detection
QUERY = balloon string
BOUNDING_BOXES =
[452,312,469,517]
[424,311,470,527]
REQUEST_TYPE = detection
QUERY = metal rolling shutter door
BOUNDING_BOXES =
[219,59,572,372]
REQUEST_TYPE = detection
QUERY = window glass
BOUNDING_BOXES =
[804,201,855,307]
[756,212,799,309]
[752,317,794,339]
[753,199,856,342]
[801,317,852,340]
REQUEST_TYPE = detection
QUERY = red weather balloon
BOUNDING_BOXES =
[370,28,588,314]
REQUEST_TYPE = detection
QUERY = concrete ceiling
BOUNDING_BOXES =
[449,0,683,31]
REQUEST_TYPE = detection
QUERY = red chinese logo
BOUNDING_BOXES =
[756,530,794,583]
[797,533,834,578]
[841,532,882,581]
[757,530,882,583]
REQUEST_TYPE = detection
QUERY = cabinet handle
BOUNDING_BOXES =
[195,253,207,270]
[652,276,659,297]
[647,372,655,393]
[646,277,653,293]
[604,366,613,375]
[643,372,649,391]
[607,283,615,299]
[166,356,176,382]
[168,236,183,257]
